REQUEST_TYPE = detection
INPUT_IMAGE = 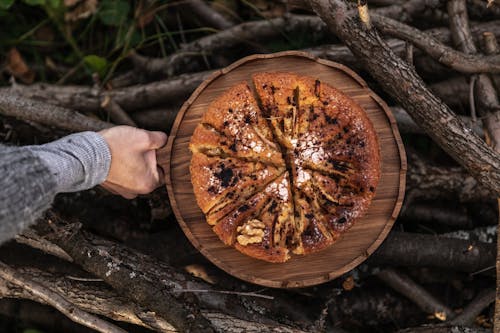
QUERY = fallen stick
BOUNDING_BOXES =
[184,0,235,30]
[377,268,454,321]
[450,288,496,326]
[0,266,175,332]
[0,92,112,132]
[308,0,500,195]
[371,232,496,272]
[406,151,496,203]
[100,95,137,127]
[0,261,127,333]
[391,106,483,136]
[447,4,500,331]
[3,70,212,113]
[372,14,500,74]
[35,212,314,331]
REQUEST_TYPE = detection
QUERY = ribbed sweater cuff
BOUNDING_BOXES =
[29,132,111,193]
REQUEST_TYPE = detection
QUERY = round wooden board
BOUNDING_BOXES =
[157,51,407,288]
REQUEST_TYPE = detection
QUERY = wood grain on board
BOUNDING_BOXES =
[157,51,407,288]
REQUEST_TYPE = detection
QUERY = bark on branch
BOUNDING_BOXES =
[0,92,112,132]
[4,70,212,113]
[371,14,500,74]
[371,232,496,272]
[0,266,176,332]
[406,151,496,203]
[307,0,500,196]
[377,268,454,320]
[34,212,314,332]
[0,261,127,333]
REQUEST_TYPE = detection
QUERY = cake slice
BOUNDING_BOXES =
[213,173,295,263]
[252,72,300,148]
[196,81,283,166]
[293,191,338,255]
[190,152,283,225]
[190,124,284,166]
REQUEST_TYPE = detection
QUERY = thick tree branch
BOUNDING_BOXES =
[0,266,176,332]
[391,106,483,136]
[130,15,326,77]
[34,212,314,332]
[406,151,496,203]
[446,4,500,331]
[371,14,500,74]
[0,92,112,132]
[371,232,496,272]
[184,0,235,30]
[308,0,500,195]
[0,266,308,333]
[0,261,127,333]
[397,325,491,333]
[3,70,212,113]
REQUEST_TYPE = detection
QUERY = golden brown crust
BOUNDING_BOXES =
[190,152,281,222]
[190,72,381,262]
[194,81,283,165]
[190,124,284,166]
[214,173,292,263]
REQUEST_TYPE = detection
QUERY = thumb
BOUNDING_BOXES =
[147,131,168,149]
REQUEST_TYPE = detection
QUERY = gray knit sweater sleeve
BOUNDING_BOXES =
[0,132,111,244]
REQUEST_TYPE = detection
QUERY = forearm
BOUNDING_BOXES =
[0,132,111,244]
[0,146,57,244]
[30,132,111,193]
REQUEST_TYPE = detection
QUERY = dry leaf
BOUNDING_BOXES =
[65,0,98,22]
[342,275,355,291]
[434,311,447,321]
[184,264,218,284]
[5,48,35,84]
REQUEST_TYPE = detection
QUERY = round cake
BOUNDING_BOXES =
[189,72,380,263]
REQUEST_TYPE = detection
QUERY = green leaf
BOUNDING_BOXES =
[0,0,15,10]
[47,0,60,8]
[83,55,108,77]
[98,0,130,26]
[22,0,45,5]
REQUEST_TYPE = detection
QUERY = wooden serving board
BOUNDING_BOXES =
[157,51,406,288]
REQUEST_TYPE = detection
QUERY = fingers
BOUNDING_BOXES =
[147,131,168,149]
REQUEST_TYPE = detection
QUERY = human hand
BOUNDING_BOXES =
[99,126,168,199]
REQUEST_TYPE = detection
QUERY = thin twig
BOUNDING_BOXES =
[15,228,73,262]
[469,75,478,121]
[450,289,496,325]
[371,13,500,74]
[405,42,414,66]
[377,268,454,321]
[0,261,127,333]
[101,95,138,127]
[174,288,274,300]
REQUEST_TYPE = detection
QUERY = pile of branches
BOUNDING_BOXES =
[1,0,500,332]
